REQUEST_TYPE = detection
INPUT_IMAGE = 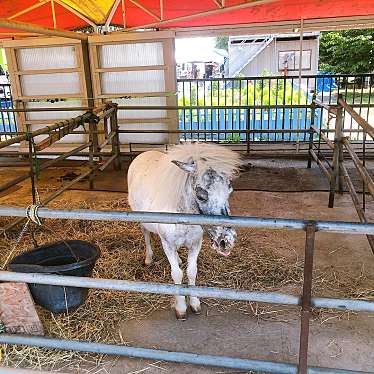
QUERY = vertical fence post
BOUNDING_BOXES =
[298,223,316,374]
[307,93,316,169]
[328,96,343,208]
[26,124,37,204]
[246,108,250,154]
[111,103,121,171]
[88,113,99,190]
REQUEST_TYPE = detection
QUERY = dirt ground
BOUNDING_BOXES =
[0,159,374,373]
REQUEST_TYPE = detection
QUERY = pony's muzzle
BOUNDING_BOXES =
[209,227,236,257]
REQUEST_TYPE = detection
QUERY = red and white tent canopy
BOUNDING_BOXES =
[0,0,374,37]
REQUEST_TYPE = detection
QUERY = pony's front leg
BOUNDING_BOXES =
[161,238,187,320]
[141,226,153,265]
[187,236,203,314]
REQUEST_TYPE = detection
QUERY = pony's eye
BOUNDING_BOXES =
[195,187,208,202]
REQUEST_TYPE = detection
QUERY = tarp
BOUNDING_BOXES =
[1,0,374,35]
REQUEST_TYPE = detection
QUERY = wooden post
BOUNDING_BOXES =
[110,104,121,170]
[307,93,316,169]
[88,116,99,190]
[328,97,343,208]
[162,37,178,144]
[27,124,37,204]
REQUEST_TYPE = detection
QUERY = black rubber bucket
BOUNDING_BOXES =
[9,240,100,314]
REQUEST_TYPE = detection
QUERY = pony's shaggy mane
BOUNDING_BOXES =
[149,143,241,212]
[167,142,242,179]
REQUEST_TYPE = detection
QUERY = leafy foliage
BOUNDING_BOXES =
[178,79,306,107]
[319,29,374,74]
[215,36,229,51]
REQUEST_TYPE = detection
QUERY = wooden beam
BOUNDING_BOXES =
[213,0,223,8]
[96,65,166,72]
[8,0,50,20]
[160,0,164,20]
[15,67,80,75]
[121,0,126,27]
[0,18,88,40]
[0,33,40,36]
[128,0,161,21]
[124,0,280,31]
[174,15,374,38]
[339,97,374,140]
[51,0,57,29]
[105,0,121,27]
[54,0,97,28]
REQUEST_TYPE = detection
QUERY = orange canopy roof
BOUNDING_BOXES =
[0,0,374,36]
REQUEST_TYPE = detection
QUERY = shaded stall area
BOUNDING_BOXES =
[0,1,374,373]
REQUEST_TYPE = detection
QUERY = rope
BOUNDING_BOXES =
[26,204,42,226]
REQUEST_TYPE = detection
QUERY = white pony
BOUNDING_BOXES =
[127,143,241,319]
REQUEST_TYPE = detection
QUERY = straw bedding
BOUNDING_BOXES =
[0,197,373,372]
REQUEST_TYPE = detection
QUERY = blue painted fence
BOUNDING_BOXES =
[179,108,322,141]
[0,99,17,135]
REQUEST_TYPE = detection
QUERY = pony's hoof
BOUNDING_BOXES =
[190,305,201,315]
[175,310,187,320]
[144,258,153,265]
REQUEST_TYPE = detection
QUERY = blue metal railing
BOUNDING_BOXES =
[0,83,17,138]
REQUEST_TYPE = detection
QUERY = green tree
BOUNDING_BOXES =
[215,36,229,51]
[319,29,374,74]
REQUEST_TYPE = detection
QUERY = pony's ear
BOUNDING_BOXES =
[171,160,196,174]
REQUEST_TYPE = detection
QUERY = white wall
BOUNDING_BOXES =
[231,38,319,77]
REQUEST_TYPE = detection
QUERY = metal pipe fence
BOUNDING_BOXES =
[177,74,374,142]
[2,74,374,145]
[0,206,374,373]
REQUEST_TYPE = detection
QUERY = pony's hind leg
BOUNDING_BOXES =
[141,226,153,265]
[187,237,203,314]
[161,238,187,320]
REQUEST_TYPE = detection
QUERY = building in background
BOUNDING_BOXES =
[227,32,320,78]
[176,46,227,79]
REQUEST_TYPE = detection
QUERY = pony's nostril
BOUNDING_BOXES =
[220,240,226,249]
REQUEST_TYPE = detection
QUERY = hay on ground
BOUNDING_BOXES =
[0,197,373,372]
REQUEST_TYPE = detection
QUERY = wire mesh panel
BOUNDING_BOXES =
[21,73,81,96]
[3,37,91,150]
[100,42,164,68]
[17,46,78,70]
[101,70,165,94]
[89,31,177,147]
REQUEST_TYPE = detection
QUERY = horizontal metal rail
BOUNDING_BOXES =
[0,334,370,374]
[2,206,374,235]
[116,104,311,110]
[0,107,89,113]
[118,129,309,134]
[1,206,374,373]
[0,271,372,312]
[177,73,374,81]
